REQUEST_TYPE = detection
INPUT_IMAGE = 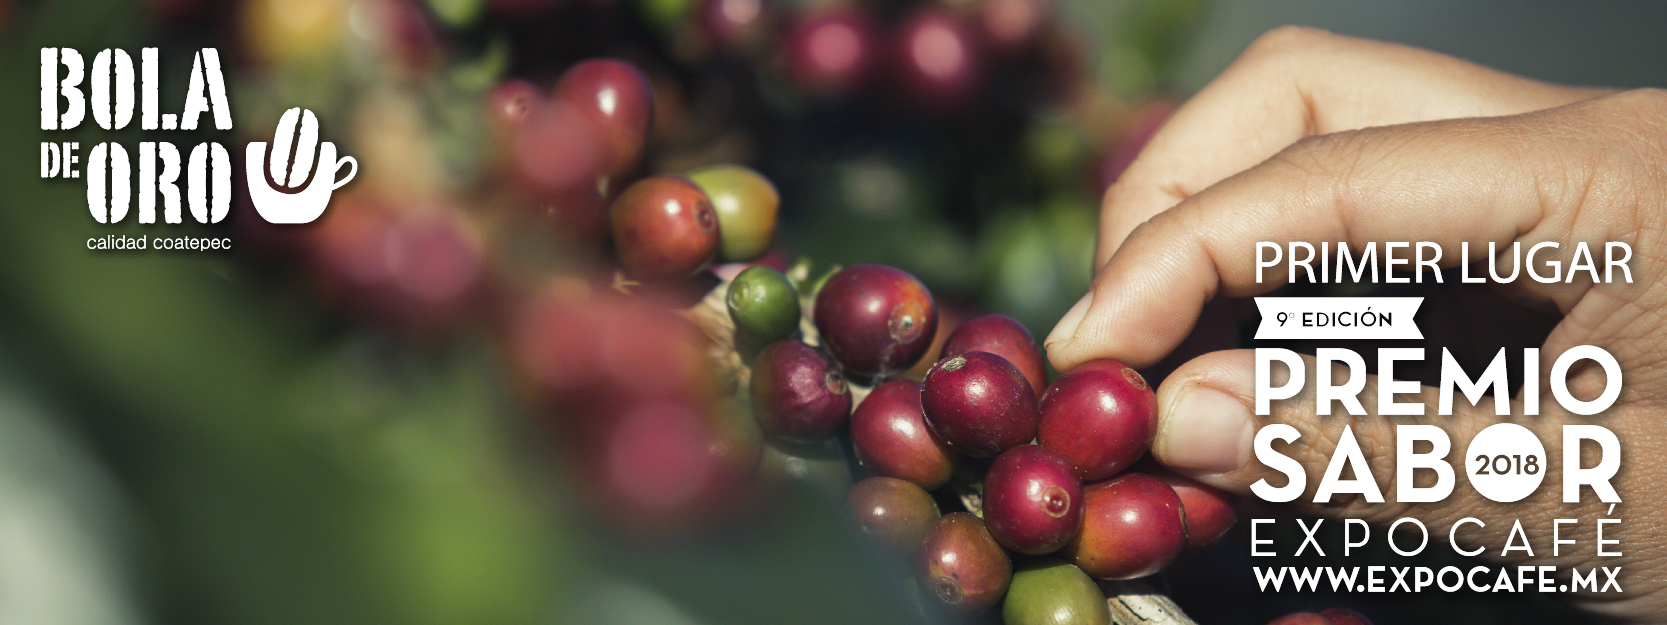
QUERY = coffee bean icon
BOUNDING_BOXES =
[267,107,320,190]
[246,106,357,224]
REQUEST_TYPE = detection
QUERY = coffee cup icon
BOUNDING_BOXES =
[247,107,357,224]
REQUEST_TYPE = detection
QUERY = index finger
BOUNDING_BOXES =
[1050,93,1648,371]
[1097,26,1612,269]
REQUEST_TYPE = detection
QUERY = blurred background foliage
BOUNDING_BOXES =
[1,0,1664,624]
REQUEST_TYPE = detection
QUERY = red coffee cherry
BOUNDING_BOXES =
[983,444,1083,554]
[1318,608,1374,625]
[1037,359,1156,481]
[850,380,958,489]
[783,6,878,97]
[917,512,1012,615]
[1150,467,1238,552]
[552,58,654,178]
[1061,473,1184,580]
[846,476,940,559]
[1266,614,1332,625]
[484,79,543,131]
[609,175,720,280]
[921,351,1039,458]
[892,7,984,110]
[750,340,852,442]
[941,313,1048,397]
[813,264,938,379]
[584,398,748,536]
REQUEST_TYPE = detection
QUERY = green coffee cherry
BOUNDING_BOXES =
[727,266,801,344]
[1002,559,1109,625]
[687,164,780,262]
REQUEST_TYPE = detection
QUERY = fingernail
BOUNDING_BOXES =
[1158,385,1254,473]
[1045,292,1093,349]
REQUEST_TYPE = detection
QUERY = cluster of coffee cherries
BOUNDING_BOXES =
[480,0,1081,115]
[320,52,1243,612]
[488,63,797,534]
[209,5,1384,621]
[791,274,1229,623]
[483,58,672,262]
[284,53,783,338]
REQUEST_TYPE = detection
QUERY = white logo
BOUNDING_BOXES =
[246,107,356,224]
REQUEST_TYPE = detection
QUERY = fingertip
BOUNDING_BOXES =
[1044,285,1131,372]
[1044,291,1092,352]
[1045,271,1172,372]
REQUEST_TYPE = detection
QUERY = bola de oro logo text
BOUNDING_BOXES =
[38,47,355,250]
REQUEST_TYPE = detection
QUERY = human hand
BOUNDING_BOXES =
[1045,27,1667,621]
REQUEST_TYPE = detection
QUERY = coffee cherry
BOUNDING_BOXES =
[1062,473,1185,580]
[917,512,1011,615]
[697,0,768,52]
[978,0,1048,54]
[1318,609,1373,625]
[552,58,654,178]
[850,380,957,489]
[383,212,485,325]
[813,264,938,379]
[901,302,972,382]
[846,477,940,559]
[750,340,851,441]
[711,397,766,475]
[507,100,618,252]
[240,0,344,65]
[509,290,607,400]
[509,288,719,429]
[510,289,637,403]
[1002,558,1110,625]
[942,313,1048,397]
[983,444,1082,554]
[603,402,717,511]
[687,164,780,263]
[485,79,544,131]
[893,7,983,109]
[485,79,545,174]
[758,438,853,494]
[511,96,608,193]
[727,265,801,345]
[610,175,720,280]
[589,398,747,535]
[309,202,485,333]
[783,6,877,96]
[1037,360,1156,481]
[1266,614,1331,625]
[595,303,715,402]
[1151,468,1237,552]
[921,351,1039,458]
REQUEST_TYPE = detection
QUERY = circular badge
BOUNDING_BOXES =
[1464,423,1546,503]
